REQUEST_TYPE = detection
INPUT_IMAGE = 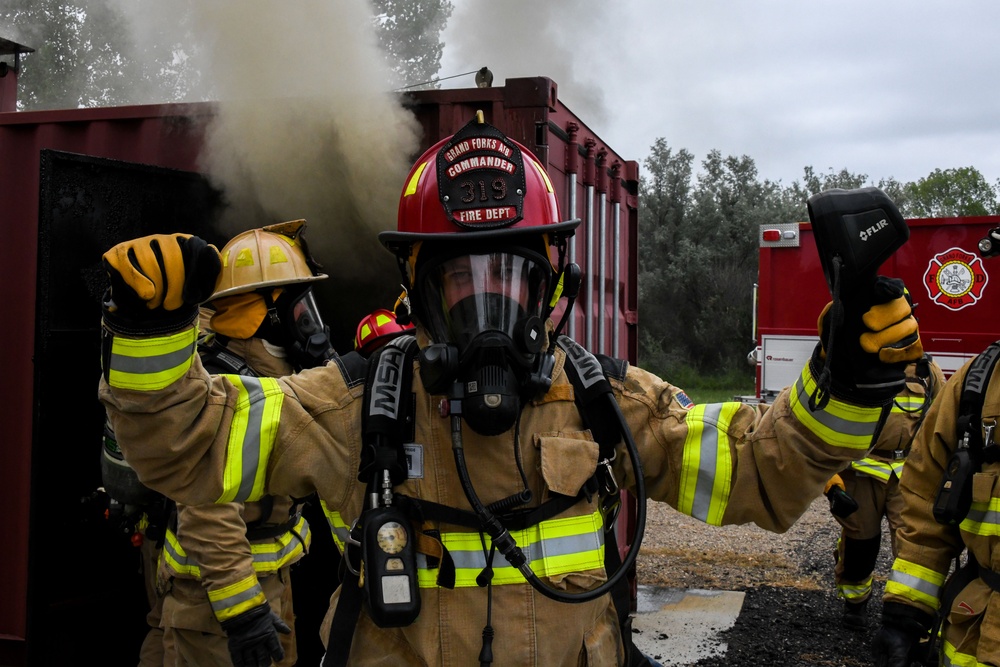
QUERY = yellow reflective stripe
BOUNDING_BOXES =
[417,511,605,588]
[208,573,267,622]
[849,458,895,482]
[403,161,429,196]
[942,638,991,666]
[837,576,873,601]
[677,403,737,525]
[161,528,201,577]
[790,366,881,450]
[320,501,350,552]
[960,497,1000,536]
[243,515,311,574]
[218,376,284,503]
[528,156,555,193]
[892,395,926,413]
[886,558,944,610]
[107,328,198,390]
[161,516,310,578]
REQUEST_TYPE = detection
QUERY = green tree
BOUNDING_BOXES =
[901,167,999,217]
[781,166,871,220]
[372,0,453,89]
[638,144,793,379]
[636,139,693,374]
[669,151,789,375]
[1,0,199,110]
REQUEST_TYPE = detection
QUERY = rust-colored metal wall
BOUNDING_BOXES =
[0,103,213,663]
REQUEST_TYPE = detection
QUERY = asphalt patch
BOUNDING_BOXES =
[692,584,883,667]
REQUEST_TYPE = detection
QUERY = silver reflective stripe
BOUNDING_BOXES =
[250,517,311,566]
[850,460,893,481]
[234,377,265,503]
[691,404,722,522]
[110,346,193,375]
[445,530,604,571]
[889,568,941,599]
[209,582,265,616]
[794,377,877,438]
[963,505,1000,527]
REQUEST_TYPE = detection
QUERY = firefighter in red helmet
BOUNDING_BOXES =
[99,114,924,666]
[354,303,414,357]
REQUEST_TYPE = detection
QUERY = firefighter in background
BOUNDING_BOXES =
[98,116,924,666]
[874,234,1000,666]
[353,303,414,357]
[155,220,336,666]
[824,355,944,629]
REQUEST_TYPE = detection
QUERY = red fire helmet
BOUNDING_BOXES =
[379,113,580,283]
[354,308,414,355]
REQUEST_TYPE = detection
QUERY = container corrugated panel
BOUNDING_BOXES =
[0,102,212,655]
[405,77,640,364]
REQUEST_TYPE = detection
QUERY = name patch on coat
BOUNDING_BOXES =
[404,444,424,479]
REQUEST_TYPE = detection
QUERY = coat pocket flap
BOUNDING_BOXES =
[537,434,599,497]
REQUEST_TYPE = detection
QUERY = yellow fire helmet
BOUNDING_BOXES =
[211,219,328,300]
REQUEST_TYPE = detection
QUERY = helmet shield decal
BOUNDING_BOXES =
[437,120,526,230]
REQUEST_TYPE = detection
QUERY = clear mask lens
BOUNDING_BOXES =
[287,289,327,343]
[420,251,549,352]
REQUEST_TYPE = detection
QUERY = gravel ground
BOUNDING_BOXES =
[634,497,901,667]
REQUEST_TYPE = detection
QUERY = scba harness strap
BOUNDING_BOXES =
[324,334,642,666]
[933,343,1000,527]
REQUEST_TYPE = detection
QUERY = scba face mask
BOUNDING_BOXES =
[282,288,336,369]
[254,287,333,368]
[416,248,551,435]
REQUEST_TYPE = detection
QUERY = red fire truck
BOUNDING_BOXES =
[0,36,640,665]
[753,215,1000,401]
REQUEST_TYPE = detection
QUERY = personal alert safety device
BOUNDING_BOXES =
[361,504,421,627]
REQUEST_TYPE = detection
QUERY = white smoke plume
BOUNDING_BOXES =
[440,0,611,127]
[110,0,423,341]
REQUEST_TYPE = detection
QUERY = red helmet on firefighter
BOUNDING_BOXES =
[379,113,580,353]
[354,307,414,355]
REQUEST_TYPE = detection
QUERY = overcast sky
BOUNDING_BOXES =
[439,0,1000,187]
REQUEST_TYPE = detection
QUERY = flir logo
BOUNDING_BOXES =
[859,218,888,242]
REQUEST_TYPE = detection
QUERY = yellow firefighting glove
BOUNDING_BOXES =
[824,474,858,518]
[102,233,221,335]
[813,277,922,406]
[860,286,922,363]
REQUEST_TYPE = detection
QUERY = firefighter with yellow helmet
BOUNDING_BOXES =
[137,220,334,666]
[99,115,924,666]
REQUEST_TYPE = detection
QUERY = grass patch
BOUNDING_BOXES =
[668,367,755,405]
